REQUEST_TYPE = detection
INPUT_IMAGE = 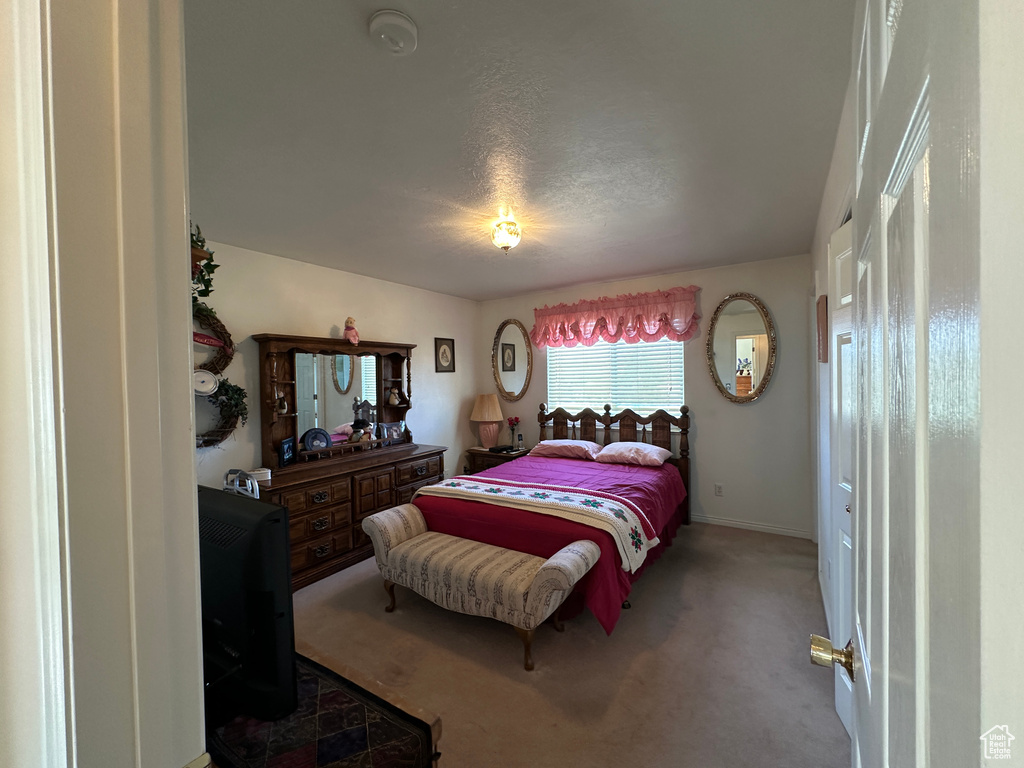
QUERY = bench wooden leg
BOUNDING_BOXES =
[551,605,565,633]
[383,580,396,612]
[514,627,535,671]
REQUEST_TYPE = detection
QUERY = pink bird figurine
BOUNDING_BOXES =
[344,317,359,346]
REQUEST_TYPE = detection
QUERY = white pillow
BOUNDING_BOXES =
[528,439,603,461]
[595,442,672,467]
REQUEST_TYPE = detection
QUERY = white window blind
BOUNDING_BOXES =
[546,337,685,415]
[360,357,376,406]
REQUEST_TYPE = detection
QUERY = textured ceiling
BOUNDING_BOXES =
[184,1,855,301]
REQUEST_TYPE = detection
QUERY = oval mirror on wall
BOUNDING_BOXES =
[705,293,777,403]
[492,318,533,402]
[331,354,354,395]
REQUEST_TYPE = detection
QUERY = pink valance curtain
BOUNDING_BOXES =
[530,286,701,348]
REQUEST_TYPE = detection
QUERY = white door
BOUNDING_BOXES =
[829,220,855,735]
[848,0,1010,764]
[852,2,931,764]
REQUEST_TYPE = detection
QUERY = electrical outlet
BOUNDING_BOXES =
[714,483,723,497]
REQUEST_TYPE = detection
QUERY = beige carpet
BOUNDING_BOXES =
[294,523,851,768]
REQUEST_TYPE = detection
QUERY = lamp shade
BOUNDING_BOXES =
[469,393,503,422]
[491,218,521,252]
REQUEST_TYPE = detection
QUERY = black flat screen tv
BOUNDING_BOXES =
[197,485,297,726]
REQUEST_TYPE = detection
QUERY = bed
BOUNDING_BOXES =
[412,403,691,634]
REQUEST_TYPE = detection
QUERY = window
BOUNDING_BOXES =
[360,356,376,406]
[546,338,685,415]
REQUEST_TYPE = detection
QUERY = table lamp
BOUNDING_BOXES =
[469,393,503,449]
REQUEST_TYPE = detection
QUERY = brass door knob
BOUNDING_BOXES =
[809,634,855,681]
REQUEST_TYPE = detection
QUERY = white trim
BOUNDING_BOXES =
[0,1,71,765]
[690,514,812,540]
[37,0,205,763]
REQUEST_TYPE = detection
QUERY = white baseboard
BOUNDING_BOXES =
[183,753,212,768]
[690,514,812,540]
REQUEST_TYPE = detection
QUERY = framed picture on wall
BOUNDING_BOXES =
[434,338,455,373]
[501,342,515,372]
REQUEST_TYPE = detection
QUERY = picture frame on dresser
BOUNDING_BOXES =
[377,421,404,447]
[278,436,296,467]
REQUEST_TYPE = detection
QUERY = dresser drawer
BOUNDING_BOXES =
[353,468,395,516]
[275,477,352,514]
[396,456,441,486]
[291,529,353,571]
[289,504,352,544]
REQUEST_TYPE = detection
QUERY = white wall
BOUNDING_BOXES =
[476,254,816,538]
[194,243,481,484]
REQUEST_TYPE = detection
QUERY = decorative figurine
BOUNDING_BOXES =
[351,418,373,448]
[387,387,400,405]
[344,317,360,346]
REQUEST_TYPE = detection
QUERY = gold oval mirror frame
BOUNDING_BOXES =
[492,318,533,402]
[705,292,777,403]
[331,354,354,395]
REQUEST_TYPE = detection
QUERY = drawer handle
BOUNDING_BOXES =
[314,544,331,558]
[415,466,427,476]
[312,491,329,504]
[312,516,330,531]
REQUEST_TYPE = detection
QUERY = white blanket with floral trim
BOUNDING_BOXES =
[414,476,659,573]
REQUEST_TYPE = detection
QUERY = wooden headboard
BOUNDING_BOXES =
[537,403,691,524]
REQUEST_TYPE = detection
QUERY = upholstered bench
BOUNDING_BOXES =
[361,504,600,670]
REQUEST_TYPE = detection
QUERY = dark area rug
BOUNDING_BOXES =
[208,655,436,768]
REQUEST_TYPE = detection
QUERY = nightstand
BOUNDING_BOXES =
[465,446,529,474]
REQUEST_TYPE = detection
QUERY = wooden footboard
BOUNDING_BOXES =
[537,403,691,524]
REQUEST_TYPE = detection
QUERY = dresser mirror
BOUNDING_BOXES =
[295,352,376,436]
[705,293,777,403]
[253,334,415,470]
[491,318,533,402]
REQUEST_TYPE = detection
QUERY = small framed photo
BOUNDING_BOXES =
[434,338,455,373]
[501,343,516,372]
[278,436,296,467]
[377,421,404,446]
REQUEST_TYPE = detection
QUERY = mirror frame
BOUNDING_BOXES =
[330,354,354,395]
[491,318,533,402]
[705,292,777,404]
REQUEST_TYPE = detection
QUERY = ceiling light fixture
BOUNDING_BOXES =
[491,217,521,252]
[368,10,417,56]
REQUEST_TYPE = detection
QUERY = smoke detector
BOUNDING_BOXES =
[369,10,418,56]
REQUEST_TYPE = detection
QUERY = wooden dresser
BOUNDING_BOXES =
[253,333,446,591]
[259,444,444,590]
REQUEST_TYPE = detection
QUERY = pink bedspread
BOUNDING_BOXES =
[413,456,686,634]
